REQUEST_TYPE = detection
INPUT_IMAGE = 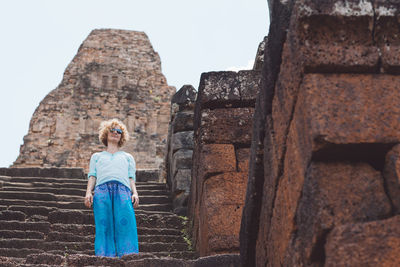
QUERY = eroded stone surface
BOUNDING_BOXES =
[190,70,259,256]
[325,215,400,267]
[242,1,400,266]
[199,173,247,255]
[13,29,175,172]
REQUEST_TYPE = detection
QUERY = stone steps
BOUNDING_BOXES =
[1,186,169,197]
[0,191,170,205]
[0,239,189,254]
[44,231,184,243]
[0,168,195,265]
[0,198,172,212]
[1,181,167,191]
[21,251,198,266]
[2,176,165,187]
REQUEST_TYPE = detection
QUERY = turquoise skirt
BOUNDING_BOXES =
[93,181,139,257]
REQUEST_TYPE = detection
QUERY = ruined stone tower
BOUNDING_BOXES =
[13,29,175,172]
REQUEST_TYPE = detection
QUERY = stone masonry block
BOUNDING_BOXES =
[172,131,194,152]
[199,172,248,255]
[294,0,378,72]
[198,144,236,179]
[293,161,391,264]
[172,111,194,133]
[325,215,400,267]
[198,71,260,107]
[172,169,192,194]
[199,108,254,144]
[172,149,193,177]
[299,74,400,150]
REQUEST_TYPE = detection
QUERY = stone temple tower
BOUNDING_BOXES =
[13,29,176,172]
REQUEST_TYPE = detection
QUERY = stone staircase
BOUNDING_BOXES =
[0,167,199,266]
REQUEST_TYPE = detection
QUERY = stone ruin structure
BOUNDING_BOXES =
[13,29,175,175]
[189,70,261,256]
[240,0,400,266]
[165,85,197,215]
[2,1,400,266]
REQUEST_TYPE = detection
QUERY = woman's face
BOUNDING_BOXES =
[107,125,122,144]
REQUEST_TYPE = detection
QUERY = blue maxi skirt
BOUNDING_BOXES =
[93,181,139,257]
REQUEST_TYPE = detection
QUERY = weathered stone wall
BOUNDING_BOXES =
[241,0,400,266]
[13,29,175,173]
[189,70,260,256]
[165,85,197,215]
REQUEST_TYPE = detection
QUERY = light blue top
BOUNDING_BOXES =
[88,151,136,190]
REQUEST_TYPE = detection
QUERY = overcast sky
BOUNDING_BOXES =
[0,0,269,167]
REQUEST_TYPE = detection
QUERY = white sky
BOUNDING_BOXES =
[0,0,270,167]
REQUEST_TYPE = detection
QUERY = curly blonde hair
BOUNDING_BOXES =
[98,118,129,147]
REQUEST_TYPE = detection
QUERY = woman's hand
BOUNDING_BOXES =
[132,194,139,208]
[84,192,93,208]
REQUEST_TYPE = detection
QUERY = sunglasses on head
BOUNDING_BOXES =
[110,128,123,134]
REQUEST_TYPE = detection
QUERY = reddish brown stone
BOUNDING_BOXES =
[199,108,254,144]
[244,1,400,267]
[199,144,237,176]
[295,0,377,73]
[292,162,391,265]
[325,215,400,267]
[199,172,248,256]
[300,74,400,149]
[13,29,175,172]
[264,114,310,267]
[383,144,400,213]
[190,143,237,252]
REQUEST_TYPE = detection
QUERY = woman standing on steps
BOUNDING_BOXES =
[84,118,139,257]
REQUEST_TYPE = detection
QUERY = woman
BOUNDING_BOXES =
[84,118,139,257]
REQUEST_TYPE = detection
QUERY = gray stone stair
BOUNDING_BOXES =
[0,167,197,266]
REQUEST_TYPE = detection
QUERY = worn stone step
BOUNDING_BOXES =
[0,257,25,266]
[37,241,189,253]
[0,238,45,249]
[8,206,56,217]
[0,193,169,208]
[47,210,184,228]
[7,176,87,184]
[0,199,59,208]
[0,240,190,255]
[140,235,185,243]
[0,248,45,258]
[2,186,169,197]
[45,231,184,244]
[0,167,85,179]
[0,221,50,233]
[4,176,165,186]
[50,223,94,236]
[49,223,181,237]
[24,250,197,266]
[3,186,87,196]
[136,203,172,212]
[42,241,93,251]
[138,227,182,236]
[140,242,190,252]
[0,198,171,212]
[25,253,65,266]
[0,210,26,221]
[0,191,57,201]
[0,230,45,239]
